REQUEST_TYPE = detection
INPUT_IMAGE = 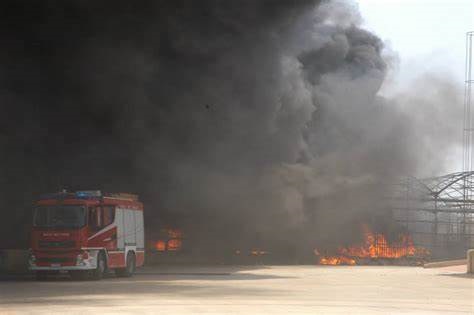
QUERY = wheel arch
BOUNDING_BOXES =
[99,249,109,269]
[126,249,136,259]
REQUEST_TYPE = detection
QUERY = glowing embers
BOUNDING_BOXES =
[154,240,166,251]
[234,248,269,256]
[250,250,269,256]
[154,228,183,252]
[167,238,182,251]
[319,255,356,266]
[315,224,429,265]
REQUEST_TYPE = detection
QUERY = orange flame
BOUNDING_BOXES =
[315,225,429,265]
[167,238,182,251]
[320,256,356,266]
[153,228,184,252]
[250,249,268,256]
[155,240,166,251]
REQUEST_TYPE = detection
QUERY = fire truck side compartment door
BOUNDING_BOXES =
[124,209,136,246]
[134,210,144,249]
[116,208,125,249]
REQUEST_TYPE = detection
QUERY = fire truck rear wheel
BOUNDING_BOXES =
[115,252,135,277]
[91,252,106,280]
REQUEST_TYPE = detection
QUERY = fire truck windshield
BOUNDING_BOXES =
[34,206,86,228]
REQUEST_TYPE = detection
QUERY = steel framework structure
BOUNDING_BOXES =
[391,172,474,258]
[463,31,474,174]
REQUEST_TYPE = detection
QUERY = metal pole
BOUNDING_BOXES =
[433,195,438,254]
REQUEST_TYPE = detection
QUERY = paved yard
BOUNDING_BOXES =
[0,265,472,314]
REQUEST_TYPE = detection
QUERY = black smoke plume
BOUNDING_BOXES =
[0,0,461,260]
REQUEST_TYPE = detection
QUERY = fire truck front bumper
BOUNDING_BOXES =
[28,250,99,271]
[29,265,96,271]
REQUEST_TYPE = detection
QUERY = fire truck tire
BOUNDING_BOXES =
[91,252,106,280]
[115,252,135,277]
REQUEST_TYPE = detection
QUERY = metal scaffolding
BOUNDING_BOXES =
[391,172,474,258]
[463,31,474,175]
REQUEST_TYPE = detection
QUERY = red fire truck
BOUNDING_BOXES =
[28,190,145,280]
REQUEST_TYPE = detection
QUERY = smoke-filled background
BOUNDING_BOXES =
[0,0,462,259]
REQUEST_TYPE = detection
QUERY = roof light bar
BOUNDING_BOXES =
[75,190,102,199]
[104,193,138,201]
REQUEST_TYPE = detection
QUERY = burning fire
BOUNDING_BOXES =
[250,249,269,256]
[167,238,182,251]
[155,240,166,251]
[319,256,356,266]
[154,228,183,252]
[315,225,429,265]
[234,249,269,256]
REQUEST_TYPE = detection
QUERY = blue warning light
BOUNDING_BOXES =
[75,190,102,199]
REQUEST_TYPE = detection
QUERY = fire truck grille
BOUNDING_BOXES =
[37,257,74,264]
[39,240,76,248]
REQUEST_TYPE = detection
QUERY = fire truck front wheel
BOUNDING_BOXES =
[91,251,106,280]
[115,252,135,277]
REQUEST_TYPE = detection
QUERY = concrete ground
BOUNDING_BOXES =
[0,265,472,314]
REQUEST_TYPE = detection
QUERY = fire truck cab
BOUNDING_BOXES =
[29,191,144,280]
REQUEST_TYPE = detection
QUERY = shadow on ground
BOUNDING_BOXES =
[0,265,295,307]
[0,270,293,307]
[438,272,474,279]
[0,265,281,282]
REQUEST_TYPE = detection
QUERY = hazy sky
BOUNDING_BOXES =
[356,0,474,95]
[356,0,473,173]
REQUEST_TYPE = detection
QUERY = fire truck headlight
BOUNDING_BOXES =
[76,251,90,266]
[28,253,36,266]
